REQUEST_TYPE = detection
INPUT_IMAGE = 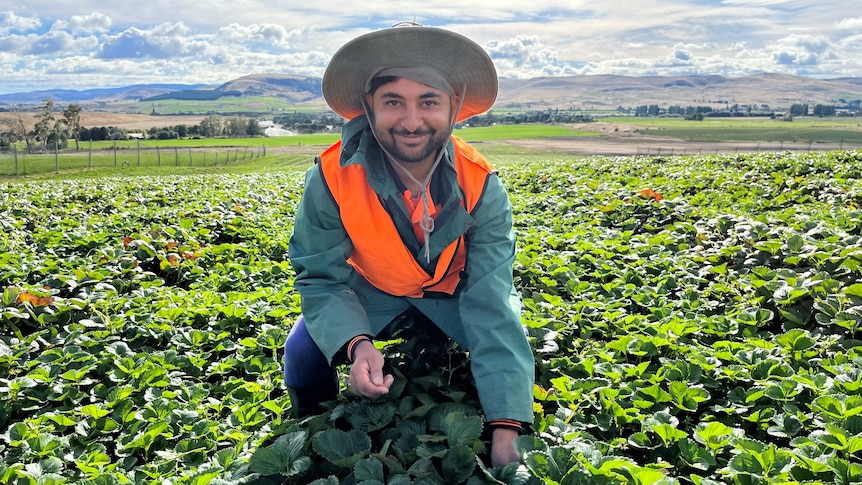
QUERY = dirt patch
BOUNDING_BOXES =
[77,113,207,130]
[0,112,206,131]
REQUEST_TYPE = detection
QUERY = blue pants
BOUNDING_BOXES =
[283,309,435,389]
[283,315,333,390]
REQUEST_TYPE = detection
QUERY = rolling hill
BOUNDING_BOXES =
[1,72,861,113]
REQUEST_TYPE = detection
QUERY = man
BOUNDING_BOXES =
[283,22,534,467]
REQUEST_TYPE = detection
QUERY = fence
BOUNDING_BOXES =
[0,141,269,178]
[632,140,862,157]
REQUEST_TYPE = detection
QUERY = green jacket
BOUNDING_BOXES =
[288,116,534,423]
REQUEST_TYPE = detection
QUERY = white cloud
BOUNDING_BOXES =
[51,12,111,33]
[769,34,834,67]
[836,17,862,30]
[0,11,41,34]
[1,1,861,94]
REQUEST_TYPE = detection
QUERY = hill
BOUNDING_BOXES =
[0,84,210,104]
[497,73,862,110]
[140,74,321,103]
[1,72,860,113]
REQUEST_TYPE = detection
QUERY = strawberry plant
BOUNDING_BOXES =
[1,149,862,484]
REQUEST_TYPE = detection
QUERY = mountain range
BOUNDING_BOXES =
[2,72,861,112]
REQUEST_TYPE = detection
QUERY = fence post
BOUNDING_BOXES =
[175,147,179,166]
[114,142,117,167]
[137,140,141,166]
[157,146,161,166]
[54,139,59,174]
[14,145,19,178]
[88,140,92,169]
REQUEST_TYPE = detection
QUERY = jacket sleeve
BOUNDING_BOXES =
[289,164,372,363]
[458,172,535,423]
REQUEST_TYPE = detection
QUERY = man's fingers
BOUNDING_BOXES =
[349,353,393,398]
[371,366,384,385]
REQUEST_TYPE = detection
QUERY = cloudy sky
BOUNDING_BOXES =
[1,0,860,95]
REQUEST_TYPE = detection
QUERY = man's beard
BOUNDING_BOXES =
[378,127,449,164]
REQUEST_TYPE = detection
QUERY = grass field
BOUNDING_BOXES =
[113,96,323,115]
[4,118,862,179]
[0,125,585,179]
[602,115,862,144]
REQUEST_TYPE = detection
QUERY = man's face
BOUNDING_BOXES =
[365,77,455,165]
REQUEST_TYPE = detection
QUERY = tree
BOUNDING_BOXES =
[33,98,56,150]
[789,104,808,116]
[62,103,83,151]
[0,105,34,151]
[813,104,836,117]
[246,118,263,137]
[199,115,223,138]
[224,116,247,137]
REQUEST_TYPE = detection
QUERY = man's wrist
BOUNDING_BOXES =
[346,335,373,362]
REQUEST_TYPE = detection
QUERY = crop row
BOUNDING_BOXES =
[1,150,861,484]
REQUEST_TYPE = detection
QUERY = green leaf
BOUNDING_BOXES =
[786,234,805,253]
[442,413,484,448]
[726,443,793,479]
[668,381,710,412]
[346,401,397,432]
[694,421,738,452]
[677,438,717,471]
[78,404,111,419]
[308,477,339,485]
[248,431,311,477]
[628,432,658,450]
[791,443,832,474]
[775,328,815,352]
[312,429,371,468]
[828,456,862,484]
[441,445,476,484]
[354,457,385,482]
[845,283,862,298]
[651,423,688,446]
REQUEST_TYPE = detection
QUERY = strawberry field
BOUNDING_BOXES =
[2,149,862,484]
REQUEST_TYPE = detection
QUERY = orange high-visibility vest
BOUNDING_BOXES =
[318,137,494,298]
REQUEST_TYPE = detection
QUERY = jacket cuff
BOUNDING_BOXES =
[346,335,373,363]
[487,419,527,433]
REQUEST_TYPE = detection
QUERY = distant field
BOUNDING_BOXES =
[114,96,321,115]
[0,124,582,179]
[602,116,862,144]
[5,117,862,179]
[454,124,592,141]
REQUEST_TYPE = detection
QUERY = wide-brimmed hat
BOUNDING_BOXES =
[322,23,498,123]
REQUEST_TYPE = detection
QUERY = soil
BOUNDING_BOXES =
[0,112,206,131]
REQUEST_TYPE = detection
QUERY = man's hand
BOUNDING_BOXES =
[348,340,394,398]
[490,428,520,467]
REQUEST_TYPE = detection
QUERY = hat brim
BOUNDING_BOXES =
[322,26,498,123]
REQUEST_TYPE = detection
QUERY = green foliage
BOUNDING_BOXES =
[1,149,862,483]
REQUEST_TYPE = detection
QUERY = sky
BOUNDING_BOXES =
[0,1,861,95]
